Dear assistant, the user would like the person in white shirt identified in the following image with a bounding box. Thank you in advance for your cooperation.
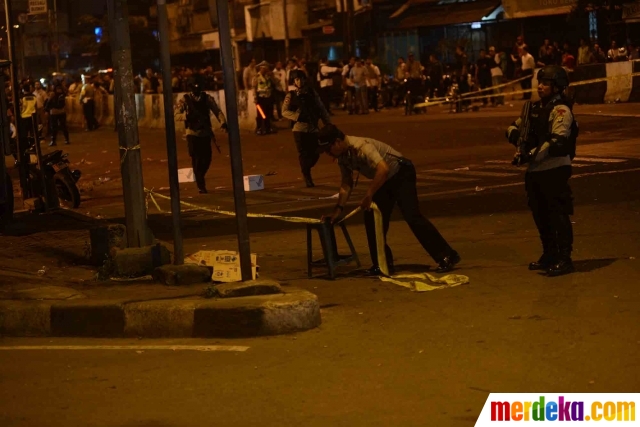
[520,45,535,100]
[272,61,287,120]
[285,59,298,92]
[488,46,504,106]
[365,58,381,112]
[341,57,356,114]
[317,57,339,114]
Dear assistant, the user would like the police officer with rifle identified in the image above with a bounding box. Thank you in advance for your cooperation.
[175,77,227,194]
[282,69,331,188]
[506,65,579,277]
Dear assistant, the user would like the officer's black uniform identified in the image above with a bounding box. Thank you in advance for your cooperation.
[318,124,461,275]
[506,65,578,276]
[282,70,330,188]
[175,79,227,193]
[45,85,70,146]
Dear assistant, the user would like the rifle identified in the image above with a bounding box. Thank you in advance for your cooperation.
[512,101,532,166]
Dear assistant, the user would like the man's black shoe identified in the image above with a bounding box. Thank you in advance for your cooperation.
[529,254,555,271]
[436,251,461,273]
[547,259,574,277]
[198,188,208,194]
[49,141,57,147]
[305,177,315,188]
[364,265,394,276]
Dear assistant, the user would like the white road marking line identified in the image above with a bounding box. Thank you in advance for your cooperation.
[573,157,627,163]
[417,174,477,182]
[485,160,512,164]
[478,165,525,171]
[424,169,519,178]
[0,345,250,352]
[419,167,640,198]
[569,163,592,168]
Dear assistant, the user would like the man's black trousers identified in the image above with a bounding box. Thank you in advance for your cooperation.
[525,165,574,260]
[363,161,454,270]
[187,135,212,191]
[293,131,320,179]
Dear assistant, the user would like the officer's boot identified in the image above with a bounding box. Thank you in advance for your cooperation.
[529,238,557,271]
[303,173,314,188]
[547,215,574,277]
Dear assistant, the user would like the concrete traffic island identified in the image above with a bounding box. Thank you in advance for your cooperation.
[0,278,321,339]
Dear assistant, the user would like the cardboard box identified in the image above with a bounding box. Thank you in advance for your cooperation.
[185,250,258,283]
[243,175,264,191]
[178,168,195,183]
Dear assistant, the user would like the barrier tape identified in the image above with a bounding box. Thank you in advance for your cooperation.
[120,144,141,165]
[414,71,640,109]
[144,188,469,291]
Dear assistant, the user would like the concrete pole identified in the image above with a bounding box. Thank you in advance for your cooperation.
[107,0,152,248]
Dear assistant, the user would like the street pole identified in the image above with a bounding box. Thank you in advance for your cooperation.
[208,0,253,281]
[53,0,59,73]
[156,0,184,265]
[107,0,152,248]
[3,0,28,200]
[283,0,290,59]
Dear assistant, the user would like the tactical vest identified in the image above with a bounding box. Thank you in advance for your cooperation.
[184,93,212,131]
[287,89,319,124]
[532,96,578,159]
[256,74,273,98]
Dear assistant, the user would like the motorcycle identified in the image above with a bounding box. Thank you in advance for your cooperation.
[23,137,82,209]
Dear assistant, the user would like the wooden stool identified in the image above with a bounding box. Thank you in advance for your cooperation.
[307,220,360,279]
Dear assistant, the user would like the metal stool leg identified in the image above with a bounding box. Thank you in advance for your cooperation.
[340,223,361,268]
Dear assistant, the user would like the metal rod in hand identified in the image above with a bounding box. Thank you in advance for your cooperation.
[156,0,184,265]
[107,0,152,248]
[212,0,253,281]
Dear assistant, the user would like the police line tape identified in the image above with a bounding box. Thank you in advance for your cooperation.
[414,71,640,109]
[144,188,470,291]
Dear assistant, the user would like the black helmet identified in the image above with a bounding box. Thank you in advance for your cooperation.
[187,76,204,93]
[537,65,570,89]
[290,69,307,83]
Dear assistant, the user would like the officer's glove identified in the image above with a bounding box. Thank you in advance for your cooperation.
[221,123,229,132]
[507,128,520,146]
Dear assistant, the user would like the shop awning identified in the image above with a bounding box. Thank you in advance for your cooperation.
[502,0,577,18]
[397,0,501,29]
[623,0,640,22]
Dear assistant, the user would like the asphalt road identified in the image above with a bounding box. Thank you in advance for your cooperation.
[1,105,639,426]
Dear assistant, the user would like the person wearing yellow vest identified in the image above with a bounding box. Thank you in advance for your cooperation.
[255,62,275,135]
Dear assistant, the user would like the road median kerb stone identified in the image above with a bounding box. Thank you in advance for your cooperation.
[153,264,212,286]
[213,279,283,298]
[0,287,320,338]
[193,288,321,338]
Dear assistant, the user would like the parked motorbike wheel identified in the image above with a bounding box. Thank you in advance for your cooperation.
[54,171,80,208]
[0,173,13,229]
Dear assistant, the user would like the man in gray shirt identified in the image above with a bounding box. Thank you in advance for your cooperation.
[318,124,461,275]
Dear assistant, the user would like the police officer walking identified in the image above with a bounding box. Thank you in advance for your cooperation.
[506,65,578,276]
[282,70,331,188]
[175,77,228,194]
[318,124,461,275]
